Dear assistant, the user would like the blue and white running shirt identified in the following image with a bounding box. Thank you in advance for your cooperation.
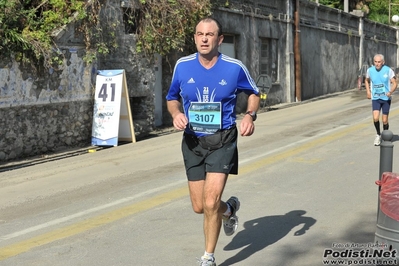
[367,65,395,101]
[166,53,259,137]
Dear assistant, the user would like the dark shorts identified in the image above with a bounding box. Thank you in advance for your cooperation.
[181,127,238,181]
[372,99,391,115]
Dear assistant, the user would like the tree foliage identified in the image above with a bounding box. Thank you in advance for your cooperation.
[0,0,212,69]
[368,0,399,24]
[3,0,396,70]
[310,0,399,24]
[0,0,87,68]
[133,0,212,57]
[317,0,343,8]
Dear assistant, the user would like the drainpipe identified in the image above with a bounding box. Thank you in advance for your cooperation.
[294,0,301,101]
[359,16,364,70]
[397,28,399,68]
[286,0,294,103]
[154,54,163,126]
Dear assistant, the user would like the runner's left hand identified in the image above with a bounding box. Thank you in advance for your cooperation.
[240,115,255,136]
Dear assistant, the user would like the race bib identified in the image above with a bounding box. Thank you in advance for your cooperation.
[188,102,221,134]
[373,84,385,96]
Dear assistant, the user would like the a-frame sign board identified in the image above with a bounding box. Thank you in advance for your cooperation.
[91,69,136,146]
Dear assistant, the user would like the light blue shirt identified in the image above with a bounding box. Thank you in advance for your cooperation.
[366,65,395,101]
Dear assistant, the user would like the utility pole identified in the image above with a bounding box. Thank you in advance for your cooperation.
[294,0,301,102]
[390,0,392,24]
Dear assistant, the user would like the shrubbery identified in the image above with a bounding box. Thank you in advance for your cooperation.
[0,0,212,69]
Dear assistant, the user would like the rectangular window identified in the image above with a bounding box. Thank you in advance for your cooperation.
[219,35,235,58]
[260,38,278,82]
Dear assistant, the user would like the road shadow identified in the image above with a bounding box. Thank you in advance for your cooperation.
[219,210,316,266]
[390,134,399,143]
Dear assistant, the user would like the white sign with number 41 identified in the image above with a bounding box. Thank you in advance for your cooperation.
[91,69,135,146]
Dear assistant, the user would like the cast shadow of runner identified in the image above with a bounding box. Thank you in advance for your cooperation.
[219,210,316,266]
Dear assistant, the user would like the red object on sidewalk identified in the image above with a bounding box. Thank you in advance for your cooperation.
[376,172,399,221]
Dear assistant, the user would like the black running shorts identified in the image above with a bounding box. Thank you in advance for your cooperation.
[181,127,238,181]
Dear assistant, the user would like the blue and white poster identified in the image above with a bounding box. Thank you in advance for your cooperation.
[91,70,135,146]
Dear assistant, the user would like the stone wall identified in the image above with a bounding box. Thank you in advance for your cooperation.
[0,101,93,161]
[212,6,292,109]
[98,34,156,135]
[0,45,97,162]
[300,1,397,100]
[0,0,157,162]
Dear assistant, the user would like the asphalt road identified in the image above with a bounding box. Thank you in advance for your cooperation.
[1,89,399,266]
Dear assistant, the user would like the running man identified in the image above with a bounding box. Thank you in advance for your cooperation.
[365,54,397,146]
[166,17,260,266]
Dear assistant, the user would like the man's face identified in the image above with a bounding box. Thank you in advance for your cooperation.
[374,56,384,70]
[194,21,223,56]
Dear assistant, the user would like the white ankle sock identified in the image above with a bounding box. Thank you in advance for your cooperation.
[204,251,214,260]
[223,202,232,217]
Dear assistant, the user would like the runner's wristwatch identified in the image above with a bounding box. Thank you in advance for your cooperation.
[245,111,257,121]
